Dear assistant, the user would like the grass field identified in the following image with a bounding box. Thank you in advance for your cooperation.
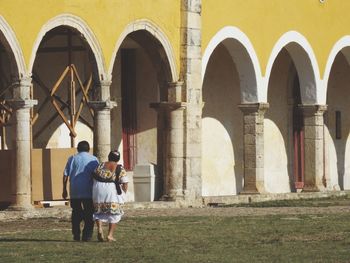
[1,197,350,262]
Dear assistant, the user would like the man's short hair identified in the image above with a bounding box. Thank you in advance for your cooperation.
[77,141,90,152]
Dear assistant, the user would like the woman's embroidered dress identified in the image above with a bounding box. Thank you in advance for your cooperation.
[92,163,128,223]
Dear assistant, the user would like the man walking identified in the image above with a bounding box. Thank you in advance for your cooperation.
[62,141,99,241]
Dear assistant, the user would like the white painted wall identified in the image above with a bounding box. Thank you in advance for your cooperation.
[46,121,93,148]
[264,49,292,193]
[202,44,243,196]
[135,48,158,166]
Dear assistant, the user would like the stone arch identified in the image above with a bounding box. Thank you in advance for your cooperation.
[28,13,106,79]
[265,31,320,104]
[323,36,350,104]
[202,26,262,103]
[323,36,350,190]
[0,16,26,77]
[107,19,178,82]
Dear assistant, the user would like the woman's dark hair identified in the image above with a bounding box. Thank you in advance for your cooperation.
[77,141,90,152]
[108,150,120,162]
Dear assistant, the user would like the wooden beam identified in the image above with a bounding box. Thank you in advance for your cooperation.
[51,99,77,137]
[50,65,69,96]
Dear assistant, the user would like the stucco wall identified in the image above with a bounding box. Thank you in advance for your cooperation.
[202,0,350,77]
[264,49,292,193]
[0,0,181,77]
[202,43,243,196]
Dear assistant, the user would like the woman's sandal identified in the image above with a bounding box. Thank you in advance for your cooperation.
[97,232,104,242]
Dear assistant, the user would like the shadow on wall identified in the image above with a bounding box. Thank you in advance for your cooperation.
[202,43,243,196]
[265,49,293,193]
[326,52,350,190]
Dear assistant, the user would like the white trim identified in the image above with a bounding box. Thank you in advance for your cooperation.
[323,36,350,104]
[202,26,262,102]
[0,16,26,77]
[107,19,178,82]
[28,13,106,80]
[264,31,321,104]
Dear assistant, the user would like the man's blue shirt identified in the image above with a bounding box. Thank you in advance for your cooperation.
[64,152,99,199]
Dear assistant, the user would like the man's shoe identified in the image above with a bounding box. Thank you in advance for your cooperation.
[73,236,80,241]
[82,236,92,242]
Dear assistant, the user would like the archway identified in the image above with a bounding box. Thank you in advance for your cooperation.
[30,23,101,201]
[0,16,26,205]
[202,27,260,196]
[110,23,175,200]
[325,45,350,190]
[265,35,319,193]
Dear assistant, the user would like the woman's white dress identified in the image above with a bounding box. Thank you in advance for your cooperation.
[92,167,128,223]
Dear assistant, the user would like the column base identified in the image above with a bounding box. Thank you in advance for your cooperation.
[6,203,34,211]
[160,189,185,201]
[302,184,325,192]
[239,188,260,195]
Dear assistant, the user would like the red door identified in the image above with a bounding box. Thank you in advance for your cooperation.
[121,49,137,171]
[292,76,304,189]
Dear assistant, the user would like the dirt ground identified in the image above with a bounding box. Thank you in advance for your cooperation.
[1,202,350,221]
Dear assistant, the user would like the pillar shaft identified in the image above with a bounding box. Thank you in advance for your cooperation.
[7,77,37,210]
[181,0,202,201]
[89,79,116,161]
[90,100,117,162]
[301,104,327,192]
[239,103,269,194]
[167,104,186,200]
[151,101,186,201]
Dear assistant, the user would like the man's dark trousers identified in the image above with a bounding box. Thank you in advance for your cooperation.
[70,199,94,241]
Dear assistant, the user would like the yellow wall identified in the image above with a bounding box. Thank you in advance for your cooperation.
[0,0,181,74]
[202,0,350,77]
[2,1,350,79]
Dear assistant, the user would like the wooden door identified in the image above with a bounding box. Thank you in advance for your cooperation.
[121,49,137,171]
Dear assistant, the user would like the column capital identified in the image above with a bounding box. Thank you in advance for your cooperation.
[88,100,117,111]
[19,76,32,87]
[150,101,187,111]
[299,104,327,116]
[98,79,112,88]
[238,102,269,114]
[7,99,37,109]
[168,81,184,103]
[12,76,33,100]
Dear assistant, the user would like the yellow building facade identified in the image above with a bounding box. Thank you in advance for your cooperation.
[0,0,348,208]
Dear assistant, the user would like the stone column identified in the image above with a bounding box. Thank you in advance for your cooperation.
[238,103,269,194]
[89,80,117,162]
[7,76,37,210]
[181,0,203,202]
[151,82,187,200]
[300,104,327,192]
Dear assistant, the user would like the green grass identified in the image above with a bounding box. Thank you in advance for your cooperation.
[1,212,350,262]
[225,195,350,208]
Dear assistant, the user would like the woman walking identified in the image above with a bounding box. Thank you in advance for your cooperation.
[92,150,128,242]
